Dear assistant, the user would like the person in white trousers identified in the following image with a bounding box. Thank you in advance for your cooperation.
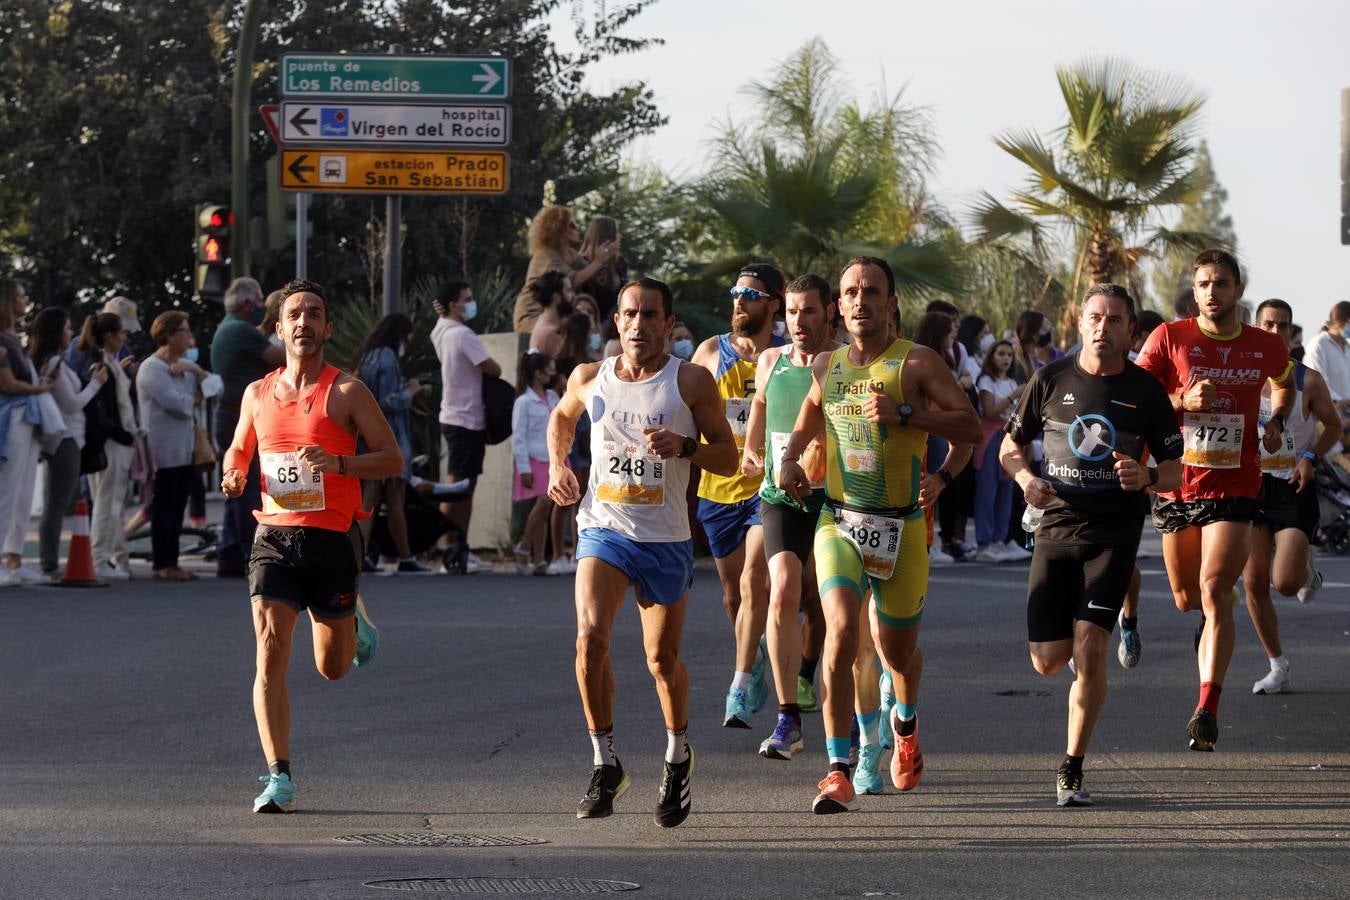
[79,311,140,580]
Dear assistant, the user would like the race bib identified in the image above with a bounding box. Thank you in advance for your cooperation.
[261,451,326,513]
[1181,413,1243,469]
[841,446,878,475]
[1259,422,1297,472]
[835,507,901,580]
[771,432,824,489]
[595,438,664,506]
[726,397,751,450]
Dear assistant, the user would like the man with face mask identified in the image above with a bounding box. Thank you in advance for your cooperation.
[431,280,501,573]
[212,277,286,578]
[692,263,787,731]
[1000,284,1183,806]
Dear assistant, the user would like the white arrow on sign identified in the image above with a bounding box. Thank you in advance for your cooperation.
[472,63,501,94]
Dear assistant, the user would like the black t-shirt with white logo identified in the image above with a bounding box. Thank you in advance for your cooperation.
[1006,354,1182,545]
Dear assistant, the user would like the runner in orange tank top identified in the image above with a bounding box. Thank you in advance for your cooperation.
[220,279,404,814]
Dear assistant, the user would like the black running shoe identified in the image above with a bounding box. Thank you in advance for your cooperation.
[1055,768,1092,807]
[655,746,693,828]
[577,759,629,819]
[1187,709,1217,751]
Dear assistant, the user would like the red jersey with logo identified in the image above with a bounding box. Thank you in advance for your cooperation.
[252,364,365,532]
[1135,319,1290,500]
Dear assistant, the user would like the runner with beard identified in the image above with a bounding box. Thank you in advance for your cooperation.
[1135,249,1293,750]
[692,264,786,731]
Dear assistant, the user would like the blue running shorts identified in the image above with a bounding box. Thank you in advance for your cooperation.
[695,496,762,559]
[576,528,694,606]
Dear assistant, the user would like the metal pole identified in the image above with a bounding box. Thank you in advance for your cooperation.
[230,0,264,279]
[382,45,403,314]
[295,193,308,278]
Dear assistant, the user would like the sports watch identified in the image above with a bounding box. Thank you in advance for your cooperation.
[897,403,914,426]
[678,435,698,459]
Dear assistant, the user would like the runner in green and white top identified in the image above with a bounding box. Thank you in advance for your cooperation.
[742,274,838,763]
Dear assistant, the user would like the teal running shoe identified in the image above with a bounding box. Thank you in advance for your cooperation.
[723,688,752,728]
[253,772,296,813]
[878,671,895,749]
[853,744,884,795]
[758,712,804,760]
[797,675,818,713]
[748,636,769,713]
[848,713,860,768]
[353,595,379,667]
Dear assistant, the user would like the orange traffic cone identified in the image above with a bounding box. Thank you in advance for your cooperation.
[60,499,107,588]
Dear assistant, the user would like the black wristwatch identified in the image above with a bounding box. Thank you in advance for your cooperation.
[1268,413,1285,432]
[678,435,698,459]
[1147,467,1159,487]
[897,403,914,426]
[937,468,953,485]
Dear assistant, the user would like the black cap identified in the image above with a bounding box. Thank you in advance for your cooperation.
[737,263,785,299]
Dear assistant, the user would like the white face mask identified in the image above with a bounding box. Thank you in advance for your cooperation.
[462,300,478,321]
[588,332,602,352]
[978,333,995,354]
[397,343,406,358]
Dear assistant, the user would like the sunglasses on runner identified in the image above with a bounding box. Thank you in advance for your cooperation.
[729,286,773,303]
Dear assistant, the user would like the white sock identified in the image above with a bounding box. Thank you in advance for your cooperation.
[589,728,616,767]
[730,671,752,691]
[666,727,689,764]
[1270,655,1289,671]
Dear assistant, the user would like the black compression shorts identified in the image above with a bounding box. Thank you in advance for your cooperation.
[1026,537,1140,642]
[760,499,819,564]
[1254,473,1319,540]
[249,524,362,618]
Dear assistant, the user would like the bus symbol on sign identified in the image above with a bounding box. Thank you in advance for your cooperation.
[320,156,346,182]
[320,108,349,137]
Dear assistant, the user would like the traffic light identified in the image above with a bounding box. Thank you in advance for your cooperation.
[1342,88,1349,245]
[195,203,232,298]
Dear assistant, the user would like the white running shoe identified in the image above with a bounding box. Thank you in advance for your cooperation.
[973,545,1005,563]
[1297,556,1322,604]
[464,552,492,574]
[929,544,954,565]
[1252,663,1291,695]
[0,568,19,587]
[545,557,573,576]
[98,561,131,581]
[11,564,47,584]
[1000,540,1031,561]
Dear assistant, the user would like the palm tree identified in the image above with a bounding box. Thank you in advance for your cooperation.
[973,58,1220,311]
[698,38,963,299]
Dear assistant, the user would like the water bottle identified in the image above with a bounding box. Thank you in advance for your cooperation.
[1021,504,1044,533]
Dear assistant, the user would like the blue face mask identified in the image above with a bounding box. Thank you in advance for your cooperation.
[673,338,694,360]
[185,347,199,364]
[462,300,478,321]
[588,332,602,352]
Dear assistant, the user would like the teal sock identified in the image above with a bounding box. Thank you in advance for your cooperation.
[825,736,850,772]
[857,709,881,747]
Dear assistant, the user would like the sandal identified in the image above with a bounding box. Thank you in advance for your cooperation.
[153,567,197,581]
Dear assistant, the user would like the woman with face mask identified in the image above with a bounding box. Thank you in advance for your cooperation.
[352,313,430,575]
[1012,310,1064,383]
[667,320,695,361]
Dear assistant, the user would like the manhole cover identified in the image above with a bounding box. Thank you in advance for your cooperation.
[364,877,640,893]
[336,834,548,848]
[992,689,1051,698]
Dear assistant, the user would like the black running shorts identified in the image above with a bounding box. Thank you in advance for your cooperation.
[249,524,362,619]
[1150,496,1259,534]
[441,424,487,478]
[760,499,819,564]
[1254,473,1319,540]
[1026,537,1140,642]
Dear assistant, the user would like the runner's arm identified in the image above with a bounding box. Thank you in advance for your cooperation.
[676,362,738,476]
[907,347,982,444]
[918,441,972,509]
[778,354,829,501]
[741,348,776,475]
[221,381,260,496]
[1293,368,1341,492]
[546,363,595,505]
[1000,433,1057,508]
[329,377,402,479]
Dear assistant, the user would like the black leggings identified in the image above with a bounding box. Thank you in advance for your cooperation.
[150,465,196,570]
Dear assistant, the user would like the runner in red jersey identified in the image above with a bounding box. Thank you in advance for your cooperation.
[221,279,404,812]
[1134,250,1293,751]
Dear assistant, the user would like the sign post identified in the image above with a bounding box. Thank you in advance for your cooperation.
[273,49,513,313]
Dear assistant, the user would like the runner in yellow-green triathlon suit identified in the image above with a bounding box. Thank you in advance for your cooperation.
[779,257,981,814]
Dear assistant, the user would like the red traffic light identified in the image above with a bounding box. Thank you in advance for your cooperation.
[197,204,231,234]
[202,236,223,263]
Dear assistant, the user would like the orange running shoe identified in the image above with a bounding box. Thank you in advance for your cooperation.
[891,729,924,791]
[812,770,859,814]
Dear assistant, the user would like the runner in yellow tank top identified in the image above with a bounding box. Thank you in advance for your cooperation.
[778,258,981,814]
[691,264,786,731]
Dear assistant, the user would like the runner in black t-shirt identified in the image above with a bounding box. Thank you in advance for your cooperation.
[1000,284,1183,807]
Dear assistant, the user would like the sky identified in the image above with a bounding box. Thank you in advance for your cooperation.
[550,0,1349,331]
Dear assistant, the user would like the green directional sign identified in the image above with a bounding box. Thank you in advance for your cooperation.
[281,53,511,101]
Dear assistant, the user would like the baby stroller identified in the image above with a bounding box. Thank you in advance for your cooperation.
[1313,454,1350,555]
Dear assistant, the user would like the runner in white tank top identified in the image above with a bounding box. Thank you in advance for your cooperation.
[1243,300,1342,695]
[546,277,737,828]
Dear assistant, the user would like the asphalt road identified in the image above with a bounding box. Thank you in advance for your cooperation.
[2,541,1348,899]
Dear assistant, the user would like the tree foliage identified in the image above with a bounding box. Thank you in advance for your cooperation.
[0,0,665,343]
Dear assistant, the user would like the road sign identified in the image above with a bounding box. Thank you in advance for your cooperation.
[281,53,510,100]
[279,101,510,148]
[279,149,508,196]
[259,104,281,146]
